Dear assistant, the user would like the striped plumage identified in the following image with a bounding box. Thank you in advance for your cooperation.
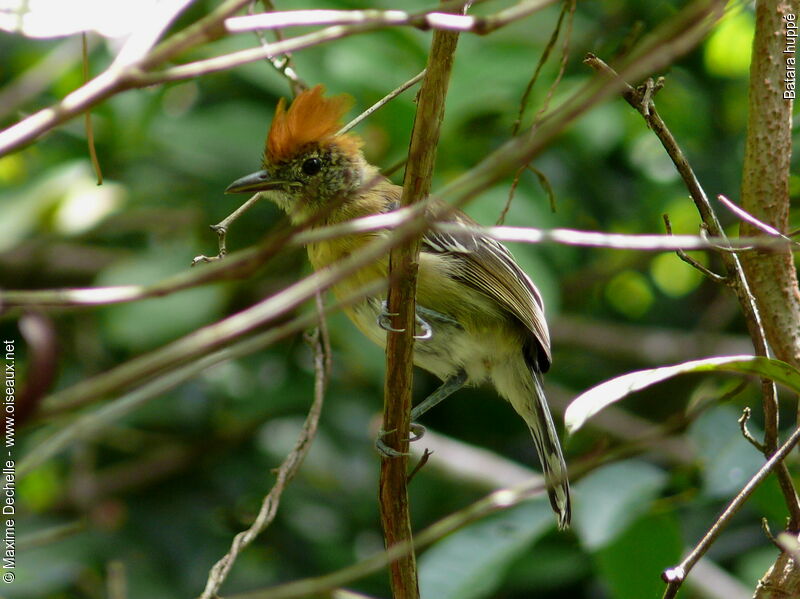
[226,86,571,529]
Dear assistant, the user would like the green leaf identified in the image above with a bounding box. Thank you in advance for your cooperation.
[418,500,553,599]
[573,460,667,550]
[565,355,800,434]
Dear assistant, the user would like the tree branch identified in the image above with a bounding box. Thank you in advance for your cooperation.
[739,0,800,371]
[379,4,462,596]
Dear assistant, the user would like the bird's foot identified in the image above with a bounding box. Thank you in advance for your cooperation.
[376,301,434,339]
[375,423,426,457]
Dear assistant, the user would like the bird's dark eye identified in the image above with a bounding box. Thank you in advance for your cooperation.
[301,157,322,176]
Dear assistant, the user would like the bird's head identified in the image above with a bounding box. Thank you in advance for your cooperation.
[226,85,371,222]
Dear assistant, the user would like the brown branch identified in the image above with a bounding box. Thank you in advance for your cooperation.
[379,5,462,596]
[739,0,800,371]
[743,3,800,596]
[82,33,103,185]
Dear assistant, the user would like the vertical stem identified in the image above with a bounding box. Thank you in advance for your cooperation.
[740,0,800,530]
[378,7,462,599]
[744,1,800,596]
[740,0,800,372]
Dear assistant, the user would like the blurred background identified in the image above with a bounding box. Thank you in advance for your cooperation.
[1,0,798,597]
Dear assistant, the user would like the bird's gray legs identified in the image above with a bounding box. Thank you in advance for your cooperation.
[376,369,468,457]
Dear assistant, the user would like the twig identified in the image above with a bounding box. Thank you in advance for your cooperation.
[738,407,766,452]
[142,0,559,86]
[717,193,800,246]
[337,70,426,136]
[82,33,103,185]
[407,449,433,484]
[33,264,389,418]
[762,517,782,550]
[511,0,570,136]
[530,0,575,127]
[663,214,728,284]
[254,0,307,96]
[501,1,572,223]
[198,326,328,599]
[192,193,265,264]
[661,423,800,599]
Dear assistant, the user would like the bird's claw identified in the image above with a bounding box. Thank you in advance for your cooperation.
[414,318,432,340]
[375,423,427,458]
[376,301,433,339]
[377,310,405,333]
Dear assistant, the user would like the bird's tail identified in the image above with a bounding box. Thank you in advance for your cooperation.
[493,358,571,529]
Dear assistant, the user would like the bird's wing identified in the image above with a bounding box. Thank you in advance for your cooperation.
[421,209,552,372]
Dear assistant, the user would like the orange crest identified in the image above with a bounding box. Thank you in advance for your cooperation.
[265,85,358,163]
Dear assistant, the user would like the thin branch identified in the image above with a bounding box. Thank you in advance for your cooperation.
[663,214,728,284]
[337,70,426,136]
[511,0,571,135]
[198,327,328,599]
[224,1,558,36]
[661,423,800,599]
[4,225,795,311]
[82,33,103,185]
[718,193,800,246]
[192,193,266,264]
[738,407,766,452]
[17,520,85,551]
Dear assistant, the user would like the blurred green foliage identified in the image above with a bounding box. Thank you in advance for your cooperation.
[2,0,798,598]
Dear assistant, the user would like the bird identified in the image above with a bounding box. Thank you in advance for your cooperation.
[225,85,571,529]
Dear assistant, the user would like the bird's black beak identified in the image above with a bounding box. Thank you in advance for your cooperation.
[225,169,286,194]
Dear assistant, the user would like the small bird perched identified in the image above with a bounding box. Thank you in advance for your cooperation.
[226,85,571,529]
